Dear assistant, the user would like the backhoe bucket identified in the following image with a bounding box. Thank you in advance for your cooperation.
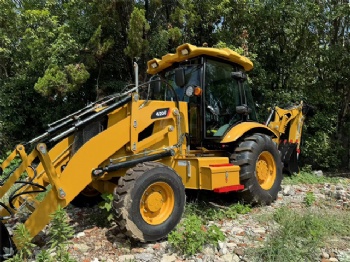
[0,221,16,261]
[279,142,299,175]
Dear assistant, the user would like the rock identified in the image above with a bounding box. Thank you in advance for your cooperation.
[135,253,155,261]
[202,245,216,256]
[252,228,266,234]
[218,241,226,249]
[313,170,323,177]
[219,247,228,255]
[73,243,90,253]
[226,242,237,249]
[283,185,295,196]
[321,251,330,259]
[118,254,135,261]
[160,254,177,262]
[234,247,244,257]
[336,184,344,190]
[76,231,85,238]
[220,253,240,262]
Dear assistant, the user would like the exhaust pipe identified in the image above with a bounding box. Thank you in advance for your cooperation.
[0,221,16,261]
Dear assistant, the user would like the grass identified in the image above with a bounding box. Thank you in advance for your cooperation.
[248,206,350,262]
[184,201,251,221]
[283,170,342,185]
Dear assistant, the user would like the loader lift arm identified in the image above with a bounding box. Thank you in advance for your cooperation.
[0,86,186,259]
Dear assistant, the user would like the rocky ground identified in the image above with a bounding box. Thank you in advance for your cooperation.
[33,176,350,262]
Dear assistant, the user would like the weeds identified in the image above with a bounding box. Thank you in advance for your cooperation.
[98,193,114,222]
[168,201,251,256]
[250,206,350,261]
[47,206,75,261]
[168,214,225,256]
[9,224,36,261]
[185,201,251,221]
[6,206,76,262]
[283,169,341,185]
[303,192,316,206]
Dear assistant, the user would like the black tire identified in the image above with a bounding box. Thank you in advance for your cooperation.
[71,186,102,207]
[113,162,185,242]
[0,221,16,261]
[230,133,282,205]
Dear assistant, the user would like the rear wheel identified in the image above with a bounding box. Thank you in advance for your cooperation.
[113,162,185,242]
[231,133,282,205]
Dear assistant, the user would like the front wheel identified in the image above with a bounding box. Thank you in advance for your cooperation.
[231,133,282,205]
[113,162,185,242]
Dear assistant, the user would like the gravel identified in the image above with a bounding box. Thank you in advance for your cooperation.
[22,178,350,261]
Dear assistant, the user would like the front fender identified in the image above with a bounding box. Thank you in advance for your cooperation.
[220,122,277,143]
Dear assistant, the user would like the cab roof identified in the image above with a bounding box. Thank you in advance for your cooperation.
[147,43,254,75]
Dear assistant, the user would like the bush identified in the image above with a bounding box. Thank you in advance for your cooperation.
[168,214,225,256]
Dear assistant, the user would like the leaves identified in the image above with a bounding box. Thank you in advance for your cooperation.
[124,7,150,59]
[0,0,350,170]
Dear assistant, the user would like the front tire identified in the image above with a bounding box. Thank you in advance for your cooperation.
[113,162,185,242]
[231,133,282,205]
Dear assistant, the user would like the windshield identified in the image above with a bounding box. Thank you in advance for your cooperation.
[163,61,202,102]
[205,59,241,137]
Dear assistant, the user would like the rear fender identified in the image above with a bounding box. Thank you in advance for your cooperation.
[220,122,277,144]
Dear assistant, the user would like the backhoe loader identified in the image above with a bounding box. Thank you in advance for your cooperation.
[0,43,311,260]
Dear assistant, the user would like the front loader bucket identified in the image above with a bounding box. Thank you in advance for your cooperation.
[0,221,16,261]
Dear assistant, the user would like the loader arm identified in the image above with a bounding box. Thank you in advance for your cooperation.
[0,92,187,257]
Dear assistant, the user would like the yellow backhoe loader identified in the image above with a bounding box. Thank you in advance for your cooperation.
[0,43,311,260]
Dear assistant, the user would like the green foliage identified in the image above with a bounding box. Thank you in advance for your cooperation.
[11,224,36,260]
[283,169,340,185]
[185,201,251,221]
[98,193,114,223]
[0,0,350,171]
[302,130,344,170]
[169,201,250,256]
[35,250,54,262]
[168,214,225,256]
[48,206,75,261]
[250,206,339,261]
[124,7,150,59]
[303,192,316,207]
[0,152,22,179]
[5,253,23,262]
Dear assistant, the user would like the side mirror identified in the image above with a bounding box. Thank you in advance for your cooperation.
[232,71,247,81]
[175,68,186,87]
[150,76,161,95]
[236,105,252,115]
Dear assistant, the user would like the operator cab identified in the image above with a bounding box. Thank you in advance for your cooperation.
[147,44,257,149]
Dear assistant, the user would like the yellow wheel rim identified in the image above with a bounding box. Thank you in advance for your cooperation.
[256,151,277,190]
[140,182,175,225]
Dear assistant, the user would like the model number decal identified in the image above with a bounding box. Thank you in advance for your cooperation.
[151,108,170,119]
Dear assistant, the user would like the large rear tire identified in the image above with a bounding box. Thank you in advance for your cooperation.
[113,162,185,242]
[230,133,282,205]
